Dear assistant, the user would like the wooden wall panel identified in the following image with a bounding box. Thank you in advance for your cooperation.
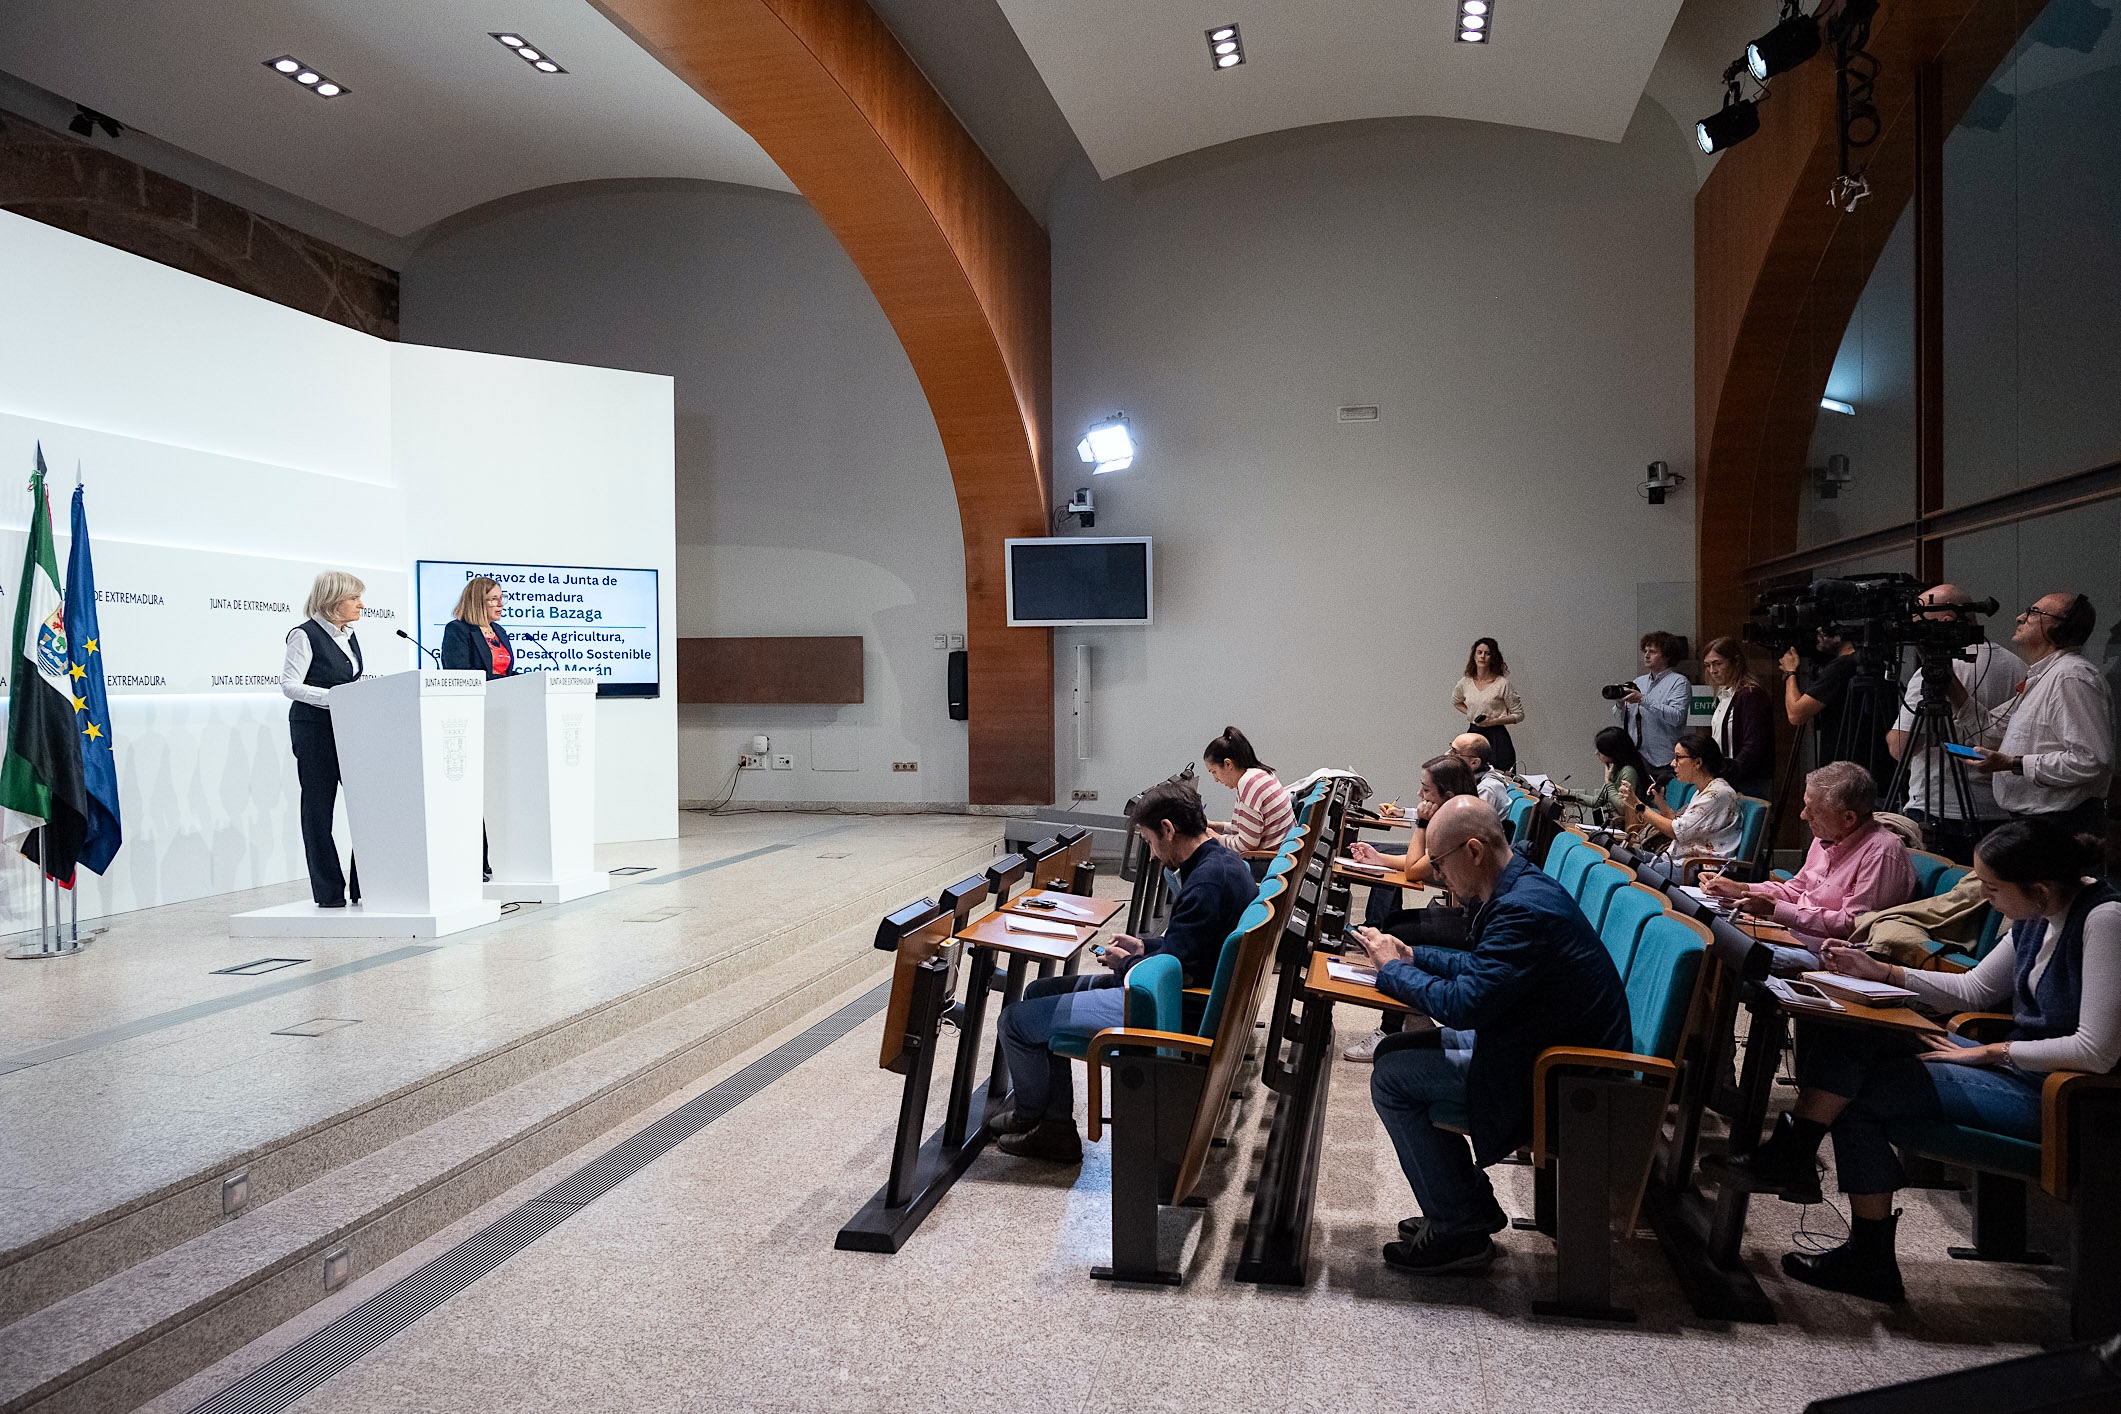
[1694,0,2031,640]
[678,637,865,704]
[593,0,1054,804]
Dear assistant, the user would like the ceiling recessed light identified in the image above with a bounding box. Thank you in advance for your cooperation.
[264,56,349,97]
[1456,0,1493,42]
[491,32,568,73]
[1464,0,1488,12]
[1206,22,1245,70]
[1209,26,1235,41]
[1461,30,1485,42]
[1463,15,1484,28]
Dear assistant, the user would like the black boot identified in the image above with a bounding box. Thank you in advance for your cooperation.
[1783,1211,1906,1303]
[996,1118,1083,1164]
[1702,1112,1826,1205]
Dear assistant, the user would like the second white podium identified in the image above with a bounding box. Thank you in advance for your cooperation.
[484,671,606,904]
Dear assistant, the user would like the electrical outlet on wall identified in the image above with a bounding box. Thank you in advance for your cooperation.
[740,754,765,770]
[1072,790,1098,801]
[771,755,794,770]
[892,761,919,772]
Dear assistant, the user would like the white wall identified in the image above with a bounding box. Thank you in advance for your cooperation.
[400,181,971,807]
[1047,103,1699,811]
[0,210,675,934]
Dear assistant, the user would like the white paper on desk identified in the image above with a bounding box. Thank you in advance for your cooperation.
[1802,971,1918,1003]
[1002,914,1078,939]
[1326,959,1379,986]
[1675,885,1728,912]
[1031,897,1098,920]
[1521,774,1552,794]
[1334,856,1390,875]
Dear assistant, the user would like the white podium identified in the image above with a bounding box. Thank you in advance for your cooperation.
[484,671,606,904]
[234,672,502,939]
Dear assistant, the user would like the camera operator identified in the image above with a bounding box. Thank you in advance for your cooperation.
[1978,591,2115,838]
[1613,631,1690,785]
[1780,626,1889,782]
[1885,584,2023,857]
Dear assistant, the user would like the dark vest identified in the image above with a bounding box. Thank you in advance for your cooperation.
[289,618,362,727]
[2009,879,2121,1047]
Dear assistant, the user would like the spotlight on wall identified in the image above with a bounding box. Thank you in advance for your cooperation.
[1640,460,1686,506]
[1077,416,1135,475]
[1819,396,1856,416]
[67,104,124,139]
[1695,64,1761,154]
[1747,2,1822,81]
[1206,23,1244,70]
[1456,0,1492,43]
[1814,452,1854,499]
[263,56,350,98]
[492,32,568,73]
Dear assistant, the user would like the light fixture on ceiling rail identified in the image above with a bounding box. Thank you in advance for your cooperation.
[1820,396,1855,415]
[1747,1,1822,80]
[1826,0,1881,211]
[493,32,567,73]
[67,104,123,140]
[1077,416,1135,475]
[263,56,349,98]
[1456,0,1492,44]
[1206,24,1244,69]
[1695,60,1761,154]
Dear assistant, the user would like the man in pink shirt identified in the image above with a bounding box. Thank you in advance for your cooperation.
[1701,761,1915,973]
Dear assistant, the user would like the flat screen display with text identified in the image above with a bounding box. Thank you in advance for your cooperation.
[415,560,660,698]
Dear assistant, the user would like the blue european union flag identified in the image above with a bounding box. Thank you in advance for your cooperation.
[66,484,121,874]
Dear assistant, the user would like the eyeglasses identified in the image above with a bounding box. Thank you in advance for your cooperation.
[2018,605,2064,622]
[1429,837,1471,872]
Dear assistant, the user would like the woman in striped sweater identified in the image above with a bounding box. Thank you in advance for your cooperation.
[1204,726,1295,860]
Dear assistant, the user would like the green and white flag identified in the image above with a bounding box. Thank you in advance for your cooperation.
[1,446,87,852]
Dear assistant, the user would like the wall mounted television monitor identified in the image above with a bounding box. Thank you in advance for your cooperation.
[1004,537,1153,627]
[415,560,660,698]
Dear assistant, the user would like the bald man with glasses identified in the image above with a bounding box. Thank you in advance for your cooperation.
[1978,591,2115,840]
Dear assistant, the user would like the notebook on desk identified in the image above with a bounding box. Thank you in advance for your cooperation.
[1002,914,1078,939]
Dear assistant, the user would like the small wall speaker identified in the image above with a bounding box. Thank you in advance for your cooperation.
[947,650,968,721]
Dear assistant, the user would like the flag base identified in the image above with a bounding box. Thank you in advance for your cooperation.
[5,935,89,961]
[483,874,608,905]
[230,900,501,940]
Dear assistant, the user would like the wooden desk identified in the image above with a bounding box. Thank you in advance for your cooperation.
[1332,859,1411,889]
[1348,814,1415,831]
[1772,988,1944,1035]
[999,888,1124,928]
[1303,949,1416,1014]
[954,909,1094,963]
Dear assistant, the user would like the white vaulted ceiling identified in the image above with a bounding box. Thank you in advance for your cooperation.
[0,0,793,237]
[994,0,1691,178]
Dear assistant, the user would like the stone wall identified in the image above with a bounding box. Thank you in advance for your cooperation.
[0,107,398,339]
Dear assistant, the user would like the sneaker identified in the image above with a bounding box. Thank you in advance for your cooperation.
[1700,1113,1825,1205]
[1343,1029,1388,1063]
[995,1119,1083,1164]
[1381,1226,1498,1275]
[1399,1200,1508,1243]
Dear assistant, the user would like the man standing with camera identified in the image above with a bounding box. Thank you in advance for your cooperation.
[1781,627,1891,784]
[1614,631,1691,785]
[1978,591,2115,839]
[1886,584,2024,859]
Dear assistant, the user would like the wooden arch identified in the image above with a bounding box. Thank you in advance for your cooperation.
[1694,0,2038,634]
[595,0,1055,804]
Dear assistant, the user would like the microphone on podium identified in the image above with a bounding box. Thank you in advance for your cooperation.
[397,628,444,667]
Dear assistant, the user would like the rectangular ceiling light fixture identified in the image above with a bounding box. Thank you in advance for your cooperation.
[263,56,349,98]
[1456,0,1492,43]
[1207,23,1245,69]
[493,32,567,73]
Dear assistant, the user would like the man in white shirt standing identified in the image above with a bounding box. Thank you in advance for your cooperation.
[1451,733,1513,816]
[1885,585,2025,858]
[1979,591,2116,839]
[1616,631,1691,785]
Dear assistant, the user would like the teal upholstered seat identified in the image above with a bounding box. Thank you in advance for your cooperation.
[1598,885,1666,980]
[1735,797,1768,867]
[1664,780,1696,813]
[1625,915,1705,1060]
[1543,831,1585,881]
[1554,841,1603,899]
[1933,864,1970,899]
[1431,1100,1472,1133]
[1575,863,1628,932]
[1050,953,1183,1058]
[1888,1118,2041,1181]
[1198,883,1280,1038]
[1507,797,1535,841]
[1909,851,1955,900]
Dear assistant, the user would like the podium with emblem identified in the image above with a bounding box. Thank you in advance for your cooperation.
[233,671,500,938]
[483,670,605,903]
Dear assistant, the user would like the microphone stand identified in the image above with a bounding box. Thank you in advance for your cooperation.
[396,628,443,667]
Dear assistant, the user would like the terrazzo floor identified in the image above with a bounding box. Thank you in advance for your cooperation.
[137,941,2070,1414]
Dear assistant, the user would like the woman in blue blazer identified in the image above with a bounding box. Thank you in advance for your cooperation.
[441,577,515,678]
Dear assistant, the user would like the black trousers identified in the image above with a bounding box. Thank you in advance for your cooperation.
[291,719,359,907]
[1477,722,1517,772]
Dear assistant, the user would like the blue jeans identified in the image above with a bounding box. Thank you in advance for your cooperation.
[1369,1028,1497,1234]
[1794,1022,2043,1195]
[998,973,1125,1123]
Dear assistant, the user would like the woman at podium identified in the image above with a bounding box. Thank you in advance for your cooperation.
[281,571,366,909]
[441,577,516,678]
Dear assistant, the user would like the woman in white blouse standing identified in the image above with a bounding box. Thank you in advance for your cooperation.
[1621,730,1743,875]
[1705,817,2119,1306]
[1452,637,1525,772]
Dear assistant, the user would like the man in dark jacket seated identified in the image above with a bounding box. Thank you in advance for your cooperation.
[1350,796,1632,1274]
[993,783,1258,1164]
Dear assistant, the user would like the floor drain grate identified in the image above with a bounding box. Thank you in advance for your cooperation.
[212,958,310,977]
[815,852,851,859]
[272,1018,360,1038]
[190,980,891,1414]
[622,908,684,924]
[608,866,656,876]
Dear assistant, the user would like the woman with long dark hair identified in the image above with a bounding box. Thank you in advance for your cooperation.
[1623,729,1743,874]
[1567,726,1660,826]
[1709,819,2119,1304]
[1452,637,1525,772]
[1203,725,1293,855]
